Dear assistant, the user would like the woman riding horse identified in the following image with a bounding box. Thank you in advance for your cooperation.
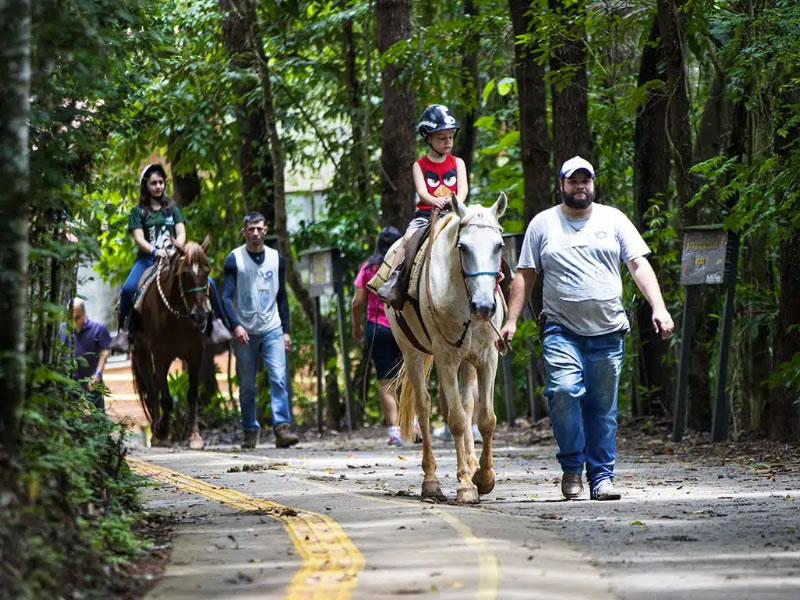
[111,163,229,352]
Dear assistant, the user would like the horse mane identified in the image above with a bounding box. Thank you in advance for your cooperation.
[181,241,211,271]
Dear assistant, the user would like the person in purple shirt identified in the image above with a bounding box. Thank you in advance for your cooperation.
[59,298,112,411]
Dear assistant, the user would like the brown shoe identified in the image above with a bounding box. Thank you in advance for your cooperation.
[274,423,299,448]
[242,430,260,449]
[561,472,584,500]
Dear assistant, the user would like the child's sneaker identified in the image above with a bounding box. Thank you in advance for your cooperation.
[433,424,453,441]
[472,423,482,445]
[387,436,403,447]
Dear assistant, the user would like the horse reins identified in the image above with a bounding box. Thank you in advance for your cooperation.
[424,207,509,355]
[154,255,209,319]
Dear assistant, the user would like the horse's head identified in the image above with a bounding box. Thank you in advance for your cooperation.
[452,193,507,320]
[171,233,212,332]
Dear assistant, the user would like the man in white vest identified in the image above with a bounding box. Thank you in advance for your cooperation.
[222,212,299,449]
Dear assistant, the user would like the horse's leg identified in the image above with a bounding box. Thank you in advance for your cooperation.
[407,353,445,502]
[458,364,479,479]
[440,361,479,504]
[153,358,173,445]
[186,352,204,450]
[472,351,499,496]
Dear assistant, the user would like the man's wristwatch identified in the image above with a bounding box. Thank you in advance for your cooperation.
[151,247,157,257]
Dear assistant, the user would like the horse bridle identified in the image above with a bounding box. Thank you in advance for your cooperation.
[154,254,210,319]
[424,209,508,353]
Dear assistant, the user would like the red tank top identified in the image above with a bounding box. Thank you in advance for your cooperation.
[416,154,458,210]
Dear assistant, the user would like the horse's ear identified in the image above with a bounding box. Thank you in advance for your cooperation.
[201,232,212,253]
[452,195,467,219]
[491,192,508,220]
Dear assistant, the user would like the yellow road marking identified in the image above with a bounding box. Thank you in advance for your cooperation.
[127,457,364,600]
[288,471,499,600]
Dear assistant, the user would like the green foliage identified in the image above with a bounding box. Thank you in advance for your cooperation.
[1,381,144,598]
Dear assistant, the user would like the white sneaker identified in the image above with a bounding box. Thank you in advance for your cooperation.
[472,424,482,445]
[433,424,452,441]
[592,479,621,501]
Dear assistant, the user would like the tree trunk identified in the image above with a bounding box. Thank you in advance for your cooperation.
[343,16,373,207]
[0,0,32,457]
[657,0,695,225]
[657,0,715,431]
[454,0,479,180]
[219,0,275,226]
[509,0,551,224]
[376,0,416,230]
[549,0,590,181]
[742,234,771,432]
[768,90,800,442]
[233,0,343,428]
[633,16,672,415]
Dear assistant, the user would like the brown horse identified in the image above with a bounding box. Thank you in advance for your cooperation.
[131,235,213,449]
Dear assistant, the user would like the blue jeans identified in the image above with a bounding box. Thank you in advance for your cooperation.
[120,256,227,328]
[542,321,625,493]
[233,327,291,431]
[119,256,154,328]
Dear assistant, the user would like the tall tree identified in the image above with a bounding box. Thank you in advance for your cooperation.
[376,0,416,229]
[549,0,590,178]
[230,0,344,428]
[0,0,32,456]
[509,0,551,224]
[633,16,672,416]
[343,14,373,206]
[769,89,800,442]
[219,0,275,227]
[455,0,480,179]
[657,0,715,431]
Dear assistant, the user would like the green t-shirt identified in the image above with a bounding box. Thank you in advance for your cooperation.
[129,204,186,257]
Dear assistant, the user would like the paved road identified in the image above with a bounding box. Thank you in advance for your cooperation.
[133,435,800,599]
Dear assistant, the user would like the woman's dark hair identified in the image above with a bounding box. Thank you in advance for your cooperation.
[138,163,174,217]
[368,226,401,267]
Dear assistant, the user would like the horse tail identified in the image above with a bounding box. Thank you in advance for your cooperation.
[398,355,434,441]
[130,348,154,425]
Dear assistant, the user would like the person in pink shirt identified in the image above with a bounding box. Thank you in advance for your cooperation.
[352,227,404,446]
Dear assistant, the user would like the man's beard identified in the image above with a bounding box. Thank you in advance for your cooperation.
[562,189,594,210]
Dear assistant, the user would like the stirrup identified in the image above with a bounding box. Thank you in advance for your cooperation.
[209,318,232,344]
[110,328,130,353]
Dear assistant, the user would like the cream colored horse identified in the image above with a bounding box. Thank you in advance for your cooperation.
[387,194,506,504]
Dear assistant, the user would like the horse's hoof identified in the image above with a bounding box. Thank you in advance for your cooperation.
[472,468,496,496]
[151,437,172,448]
[421,480,447,503]
[188,435,204,450]
[456,486,480,504]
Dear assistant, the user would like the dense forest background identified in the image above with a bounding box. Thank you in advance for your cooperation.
[1,0,799,594]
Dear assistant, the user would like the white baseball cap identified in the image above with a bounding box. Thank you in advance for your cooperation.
[560,156,595,178]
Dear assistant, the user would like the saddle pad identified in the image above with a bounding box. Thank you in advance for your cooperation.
[408,214,455,300]
[366,245,399,294]
[365,214,456,299]
[133,266,158,313]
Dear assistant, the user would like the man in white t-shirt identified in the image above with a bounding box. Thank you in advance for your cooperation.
[498,156,674,500]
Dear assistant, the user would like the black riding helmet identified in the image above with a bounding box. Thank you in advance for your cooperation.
[417,104,460,139]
